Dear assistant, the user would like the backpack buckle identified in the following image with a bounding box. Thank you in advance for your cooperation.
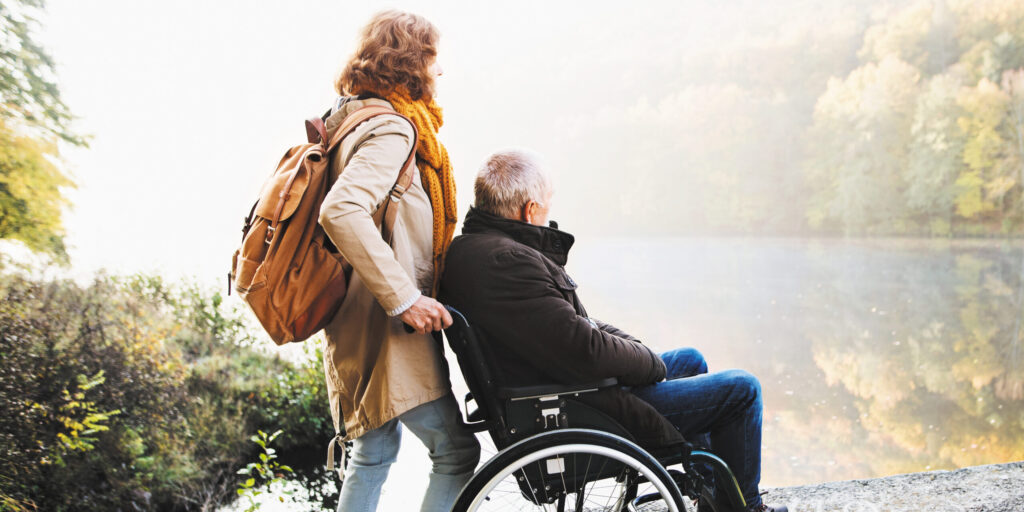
[264,225,276,244]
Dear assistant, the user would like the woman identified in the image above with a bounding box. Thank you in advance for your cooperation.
[317,10,479,512]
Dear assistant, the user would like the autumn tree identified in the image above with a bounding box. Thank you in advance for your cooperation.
[905,74,964,234]
[1004,69,1024,223]
[954,78,1012,221]
[802,0,1024,235]
[804,56,921,234]
[0,0,85,263]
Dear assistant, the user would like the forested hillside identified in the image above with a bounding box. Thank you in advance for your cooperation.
[559,0,1024,237]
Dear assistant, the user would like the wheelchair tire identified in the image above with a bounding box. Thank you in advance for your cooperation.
[453,428,686,512]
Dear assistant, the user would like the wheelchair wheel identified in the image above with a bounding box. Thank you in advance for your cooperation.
[695,485,721,512]
[453,429,686,512]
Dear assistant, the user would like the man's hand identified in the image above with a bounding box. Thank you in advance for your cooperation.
[399,296,453,334]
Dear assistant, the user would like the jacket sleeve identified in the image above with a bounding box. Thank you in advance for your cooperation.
[483,250,666,386]
[593,319,642,344]
[318,117,421,315]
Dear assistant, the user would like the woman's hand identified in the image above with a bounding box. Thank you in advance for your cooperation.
[399,296,453,334]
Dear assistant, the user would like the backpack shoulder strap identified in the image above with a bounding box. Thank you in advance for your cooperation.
[377,121,417,244]
[314,105,419,244]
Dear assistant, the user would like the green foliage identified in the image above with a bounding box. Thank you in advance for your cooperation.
[0,270,333,511]
[0,0,86,263]
[906,74,965,220]
[858,1,943,71]
[954,170,992,218]
[50,370,122,455]
[803,0,1024,236]
[0,0,85,146]
[956,78,1012,218]
[0,117,73,261]
[235,430,294,512]
[805,56,921,234]
[0,272,189,510]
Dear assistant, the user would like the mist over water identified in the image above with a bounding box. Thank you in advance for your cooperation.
[570,236,1024,486]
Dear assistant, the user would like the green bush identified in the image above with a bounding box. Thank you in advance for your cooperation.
[0,270,334,511]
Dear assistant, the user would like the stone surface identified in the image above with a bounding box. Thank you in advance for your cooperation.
[754,461,1024,512]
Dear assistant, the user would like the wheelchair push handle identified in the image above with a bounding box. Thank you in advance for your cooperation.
[399,302,456,333]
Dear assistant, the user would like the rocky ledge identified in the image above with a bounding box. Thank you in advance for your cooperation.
[755,461,1024,512]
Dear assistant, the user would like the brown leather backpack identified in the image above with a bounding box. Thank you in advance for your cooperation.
[229,105,417,345]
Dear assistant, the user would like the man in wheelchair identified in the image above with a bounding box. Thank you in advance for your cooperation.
[440,150,787,512]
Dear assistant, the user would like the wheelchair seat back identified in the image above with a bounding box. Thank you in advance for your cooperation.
[443,307,635,449]
[442,306,510,438]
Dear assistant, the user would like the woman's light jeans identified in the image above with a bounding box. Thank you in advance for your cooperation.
[336,392,480,512]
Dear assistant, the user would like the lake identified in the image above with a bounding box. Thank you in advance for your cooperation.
[227,236,1024,510]
[570,236,1024,486]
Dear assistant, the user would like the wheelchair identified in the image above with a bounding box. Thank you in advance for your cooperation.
[443,306,750,512]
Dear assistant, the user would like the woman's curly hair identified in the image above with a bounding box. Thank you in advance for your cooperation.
[337,10,440,101]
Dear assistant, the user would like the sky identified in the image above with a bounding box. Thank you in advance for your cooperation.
[34,0,868,287]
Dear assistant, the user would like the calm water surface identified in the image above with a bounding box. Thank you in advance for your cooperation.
[570,236,1024,486]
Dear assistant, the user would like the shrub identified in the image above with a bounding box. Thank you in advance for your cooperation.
[0,270,333,511]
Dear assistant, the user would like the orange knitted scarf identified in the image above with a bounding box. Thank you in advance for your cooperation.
[376,88,457,297]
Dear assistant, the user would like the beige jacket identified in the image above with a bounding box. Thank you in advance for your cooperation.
[317,98,448,440]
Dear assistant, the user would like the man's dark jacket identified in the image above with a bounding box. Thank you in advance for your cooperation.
[440,207,685,448]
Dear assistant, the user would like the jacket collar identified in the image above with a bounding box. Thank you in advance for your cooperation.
[325,96,393,134]
[462,207,575,266]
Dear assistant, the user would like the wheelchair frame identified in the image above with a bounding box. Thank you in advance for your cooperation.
[443,306,748,512]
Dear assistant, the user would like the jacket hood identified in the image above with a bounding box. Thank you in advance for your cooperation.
[461,207,575,266]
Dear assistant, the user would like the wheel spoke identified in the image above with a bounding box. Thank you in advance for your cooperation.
[583,452,610,506]
[518,466,545,510]
[455,431,683,512]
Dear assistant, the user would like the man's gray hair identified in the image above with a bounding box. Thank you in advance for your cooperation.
[474,149,552,219]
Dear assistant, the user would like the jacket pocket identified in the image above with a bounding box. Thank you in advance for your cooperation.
[553,270,579,302]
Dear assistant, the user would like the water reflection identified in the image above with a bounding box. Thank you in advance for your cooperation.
[569,237,1024,487]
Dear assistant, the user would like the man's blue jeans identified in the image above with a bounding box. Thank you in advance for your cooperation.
[630,348,764,508]
[335,392,481,512]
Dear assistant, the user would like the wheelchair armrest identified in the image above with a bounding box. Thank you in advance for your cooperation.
[496,378,619,401]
